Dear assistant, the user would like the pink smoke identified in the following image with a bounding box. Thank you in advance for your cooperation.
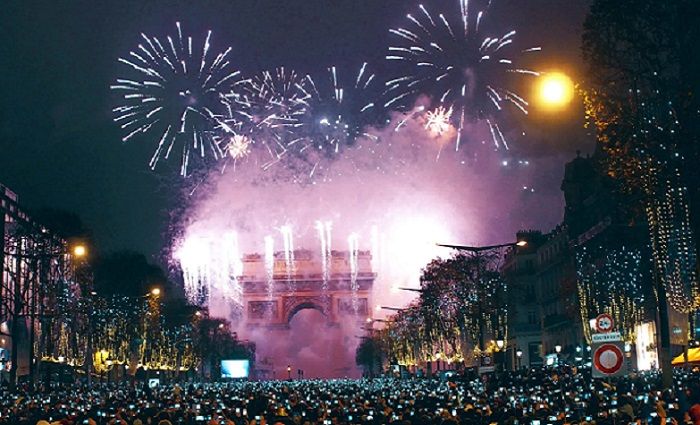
[173,107,565,377]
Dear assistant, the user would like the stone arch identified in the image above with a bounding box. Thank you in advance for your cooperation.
[284,296,332,324]
[286,301,327,324]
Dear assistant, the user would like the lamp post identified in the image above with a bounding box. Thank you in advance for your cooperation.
[287,365,291,380]
[495,339,505,372]
[105,359,114,383]
[516,349,523,370]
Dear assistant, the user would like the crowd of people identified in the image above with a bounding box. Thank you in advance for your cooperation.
[2,366,700,425]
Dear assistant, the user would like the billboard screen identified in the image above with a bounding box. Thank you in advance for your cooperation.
[221,360,250,379]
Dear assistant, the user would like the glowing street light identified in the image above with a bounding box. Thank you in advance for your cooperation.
[535,72,574,110]
[73,244,87,258]
[150,288,161,296]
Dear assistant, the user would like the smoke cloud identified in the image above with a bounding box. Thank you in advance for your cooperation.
[173,108,566,377]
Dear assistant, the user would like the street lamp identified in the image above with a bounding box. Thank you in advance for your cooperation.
[555,345,562,365]
[150,288,161,297]
[516,349,523,370]
[72,244,87,258]
[287,365,292,380]
[437,240,528,252]
[535,72,574,110]
[496,340,505,350]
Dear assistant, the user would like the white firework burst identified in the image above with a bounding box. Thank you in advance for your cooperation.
[386,0,540,150]
[112,22,245,176]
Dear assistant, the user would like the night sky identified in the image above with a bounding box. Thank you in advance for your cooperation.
[0,0,592,262]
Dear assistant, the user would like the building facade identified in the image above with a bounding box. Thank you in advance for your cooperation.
[502,230,546,369]
[1,183,78,381]
[537,226,582,358]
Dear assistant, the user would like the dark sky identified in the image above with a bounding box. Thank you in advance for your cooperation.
[0,0,592,262]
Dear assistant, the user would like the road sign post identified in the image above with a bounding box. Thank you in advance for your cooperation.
[590,313,628,378]
[592,341,628,378]
[595,313,614,333]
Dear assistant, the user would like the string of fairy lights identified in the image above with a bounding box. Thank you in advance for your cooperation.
[380,254,508,366]
[647,170,699,313]
[575,244,647,343]
[583,74,700,320]
[40,294,199,372]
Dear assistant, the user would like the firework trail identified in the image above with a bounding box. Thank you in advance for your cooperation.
[264,235,275,315]
[175,233,242,307]
[386,0,540,150]
[280,225,296,293]
[316,220,333,311]
[316,220,332,288]
[348,233,360,316]
[112,22,244,176]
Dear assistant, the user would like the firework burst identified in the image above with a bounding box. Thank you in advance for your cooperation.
[226,134,252,159]
[386,0,540,150]
[112,22,244,176]
[424,106,453,136]
[298,63,383,157]
[223,67,310,171]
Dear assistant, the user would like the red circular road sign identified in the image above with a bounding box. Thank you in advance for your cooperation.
[595,313,614,333]
[593,343,624,375]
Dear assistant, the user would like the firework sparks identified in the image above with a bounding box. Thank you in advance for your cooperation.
[112,22,244,176]
[245,67,308,135]
[217,67,310,173]
[386,0,540,150]
[424,106,454,136]
[299,63,382,156]
[226,134,252,159]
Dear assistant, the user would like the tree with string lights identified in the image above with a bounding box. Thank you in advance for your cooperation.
[380,251,508,369]
[582,0,700,387]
